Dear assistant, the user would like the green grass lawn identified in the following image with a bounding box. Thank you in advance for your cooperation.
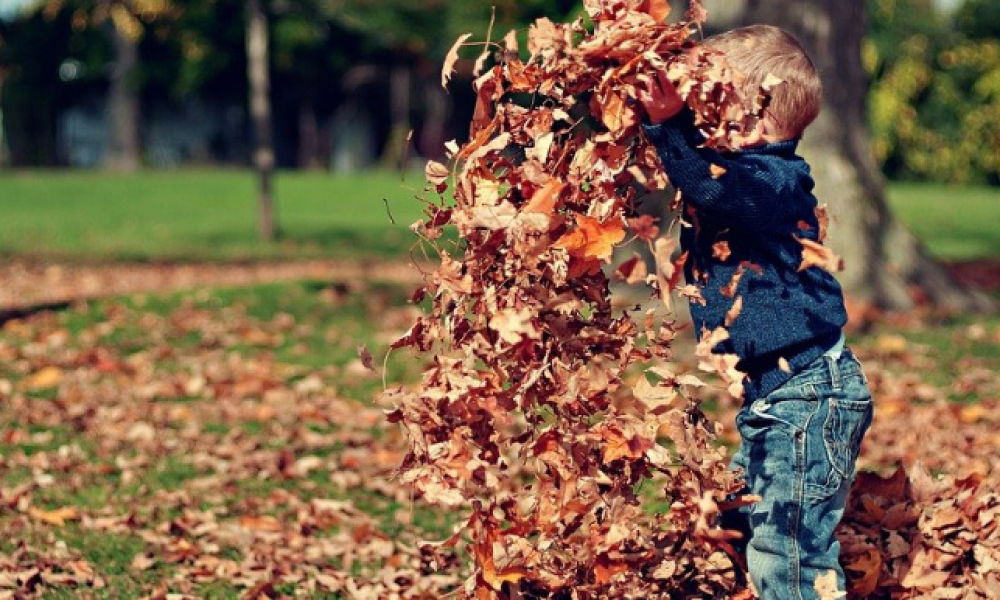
[886,182,1000,261]
[0,169,997,263]
[0,170,434,262]
[0,276,996,597]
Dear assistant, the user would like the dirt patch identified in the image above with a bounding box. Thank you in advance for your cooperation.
[0,259,428,313]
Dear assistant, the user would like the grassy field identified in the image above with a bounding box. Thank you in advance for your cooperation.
[1,275,998,597]
[0,170,432,261]
[0,169,997,263]
[0,169,998,596]
[886,182,1000,261]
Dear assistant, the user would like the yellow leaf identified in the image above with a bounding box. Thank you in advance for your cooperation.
[25,366,62,390]
[710,163,727,179]
[29,506,80,527]
[959,404,987,424]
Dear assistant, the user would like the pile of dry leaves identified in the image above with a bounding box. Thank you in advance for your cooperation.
[386,0,768,597]
[383,0,1000,598]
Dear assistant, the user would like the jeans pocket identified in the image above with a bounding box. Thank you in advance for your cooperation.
[820,395,873,493]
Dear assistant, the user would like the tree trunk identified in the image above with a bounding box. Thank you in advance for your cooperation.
[105,22,141,172]
[418,75,449,160]
[297,90,321,169]
[380,65,412,169]
[247,0,276,241]
[739,0,993,313]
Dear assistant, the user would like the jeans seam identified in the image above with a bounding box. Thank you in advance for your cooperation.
[790,411,811,600]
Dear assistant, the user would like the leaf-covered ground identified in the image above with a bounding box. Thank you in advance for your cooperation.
[0,278,998,598]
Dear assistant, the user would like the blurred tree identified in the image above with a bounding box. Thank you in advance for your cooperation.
[866,0,1000,184]
[324,0,581,164]
[247,0,275,241]
[33,0,181,171]
[0,9,96,165]
[954,0,1000,40]
[741,0,992,312]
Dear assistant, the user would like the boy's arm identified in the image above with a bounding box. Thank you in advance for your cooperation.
[642,110,798,229]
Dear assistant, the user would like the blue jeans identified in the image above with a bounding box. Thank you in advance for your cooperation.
[728,349,873,599]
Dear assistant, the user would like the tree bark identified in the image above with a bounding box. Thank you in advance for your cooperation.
[105,22,141,172]
[380,65,412,169]
[247,0,276,241]
[739,0,993,313]
[297,91,321,170]
[418,75,449,160]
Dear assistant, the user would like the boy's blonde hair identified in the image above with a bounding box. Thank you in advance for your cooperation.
[704,25,823,140]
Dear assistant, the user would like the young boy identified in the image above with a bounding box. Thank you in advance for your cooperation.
[638,25,874,599]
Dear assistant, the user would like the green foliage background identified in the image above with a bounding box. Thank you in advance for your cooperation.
[867,0,1000,184]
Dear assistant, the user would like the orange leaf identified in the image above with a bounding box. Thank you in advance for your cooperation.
[599,424,653,464]
[796,236,843,273]
[238,515,283,532]
[522,179,564,215]
[554,215,625,262]
[712,240,731,261]
[710,163,727,179]
[29,506,80,527]
[646,0,672,23]
[594,555,630,584]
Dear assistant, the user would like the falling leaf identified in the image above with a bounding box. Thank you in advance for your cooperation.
[627,215,660,241]
[761,73,785,91]
[522,179,564,215]
[644,0,672,23]
[615,254,648,285]
[815,205,830,241]
[724,296,743,327]
[795,236,843,273]
[357,344,376,372]
[554,215,626,262]
[503,29,519,55]
[814,570,847,600]
[712,240,731,261]
[425,160,449,191]
[709,163,727,179]
[442,33,473,88]
[489,307,538,345]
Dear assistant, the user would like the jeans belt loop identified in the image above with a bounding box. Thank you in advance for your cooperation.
[826,354,841,391]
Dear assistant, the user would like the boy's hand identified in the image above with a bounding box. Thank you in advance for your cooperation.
[637,70,685,124]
